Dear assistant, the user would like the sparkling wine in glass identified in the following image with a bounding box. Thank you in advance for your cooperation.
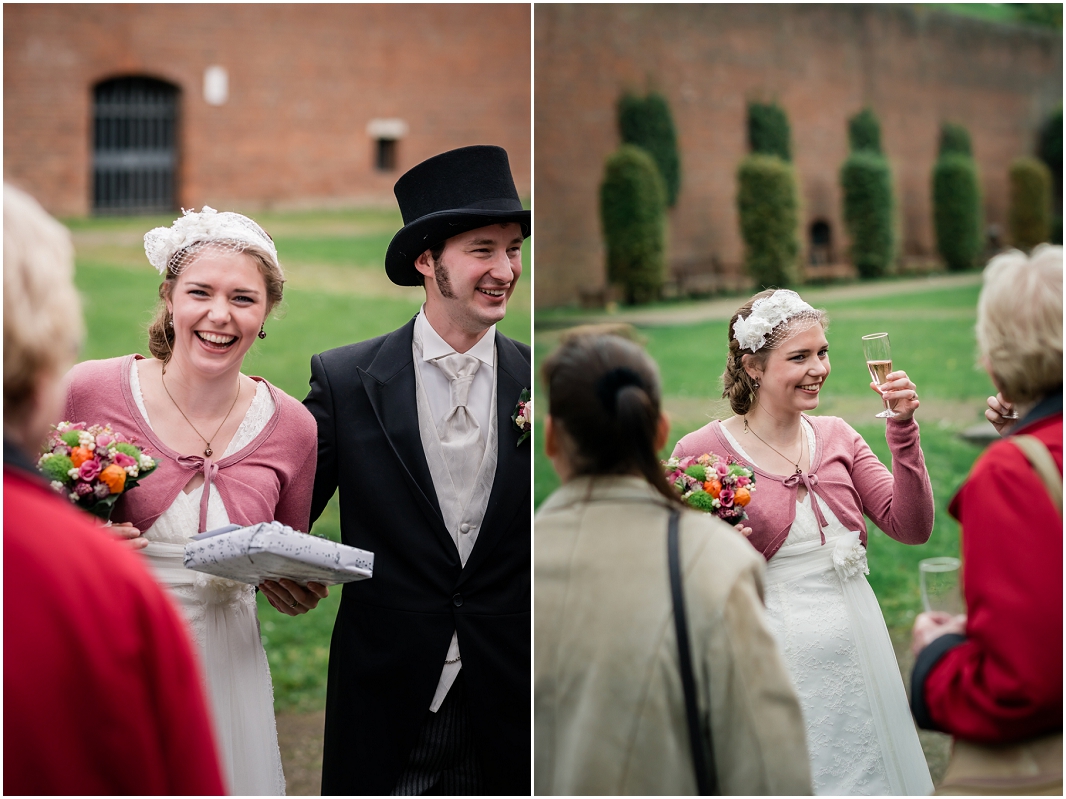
[862,332,899,419]
[919,557,963,615]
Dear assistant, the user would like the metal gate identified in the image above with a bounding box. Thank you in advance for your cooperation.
[93,77,178,214]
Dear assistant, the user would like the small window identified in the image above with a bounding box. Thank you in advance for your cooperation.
[375,138,398,172]
[808,220,832,265]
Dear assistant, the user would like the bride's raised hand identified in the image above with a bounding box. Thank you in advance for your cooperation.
[871,370,920,421]
[260,578,328,616]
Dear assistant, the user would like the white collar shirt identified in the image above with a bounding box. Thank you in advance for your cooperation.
[414,307,496,435]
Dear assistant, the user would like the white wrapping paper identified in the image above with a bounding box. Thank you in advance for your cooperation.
[183,522,374,586]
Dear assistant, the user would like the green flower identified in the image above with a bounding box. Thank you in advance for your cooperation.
[113,442,140,458]
[685,490,716,513]
[59,431,81,448]
[40,454,74,483]
[683,464,707,482]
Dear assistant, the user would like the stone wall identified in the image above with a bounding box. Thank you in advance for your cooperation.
[4,4,531,216]
[534,4,1061,307]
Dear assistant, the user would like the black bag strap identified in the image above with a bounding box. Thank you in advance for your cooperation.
[668,509,718,795]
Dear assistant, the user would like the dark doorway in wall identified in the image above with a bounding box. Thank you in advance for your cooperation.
[93,77,178,214]
[375,138,398,172]
[809,219,832,265]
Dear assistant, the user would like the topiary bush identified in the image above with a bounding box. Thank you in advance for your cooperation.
[840,109,894,278]
[600,145,667,304]
[848,107,883,154]
[933,146,982,271]
[1008,156,1052,251]
[618,91,682,207]
[939,123,973,157]
[736,153,801,288]
[748,102,791,162]
[1039,106,1062,243]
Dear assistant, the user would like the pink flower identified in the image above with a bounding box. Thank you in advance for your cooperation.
[715,462,730,478]
[95,433,113,450]
[736,476,750,487]
[678,456,698,470]
[78,459,102,481]
[113,452,136,469]
[718,488,735,507]
[74,481,94,497]
[93,483,111,498]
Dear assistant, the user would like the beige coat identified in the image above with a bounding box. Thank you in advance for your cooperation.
[535,476,812,795]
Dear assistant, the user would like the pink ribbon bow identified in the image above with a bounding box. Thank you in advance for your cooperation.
[783,471,829,544]
[176,454,220,533]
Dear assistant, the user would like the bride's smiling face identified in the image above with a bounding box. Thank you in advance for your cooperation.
[166,251,268,377]
[746,324,831,416]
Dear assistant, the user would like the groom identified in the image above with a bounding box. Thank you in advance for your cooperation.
[304,145,531,795]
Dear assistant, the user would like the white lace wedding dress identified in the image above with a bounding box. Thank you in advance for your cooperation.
[722,420,932,796]
[131,363,286,795]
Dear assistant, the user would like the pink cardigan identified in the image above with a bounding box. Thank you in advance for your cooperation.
[64,355,318,534]
[672,415,934,561]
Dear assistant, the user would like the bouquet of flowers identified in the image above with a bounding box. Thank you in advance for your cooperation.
[38,422,160,521]
[662,452,756,527]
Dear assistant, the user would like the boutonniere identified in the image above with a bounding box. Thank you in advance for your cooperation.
[511,388,532,447]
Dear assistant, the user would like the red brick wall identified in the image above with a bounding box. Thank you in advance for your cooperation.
[534,4,1062,307]
[4,4,531,216]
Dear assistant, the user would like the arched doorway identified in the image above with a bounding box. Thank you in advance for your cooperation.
[93,77,179,214]
[808,219,832,265]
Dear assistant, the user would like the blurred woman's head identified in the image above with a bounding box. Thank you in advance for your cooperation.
[541,331,678,504]
[722,289,828,416]
[976,245,1062,404]
[3,184,84,450]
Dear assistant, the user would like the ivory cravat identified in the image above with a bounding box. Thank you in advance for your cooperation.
[432,352,485,491]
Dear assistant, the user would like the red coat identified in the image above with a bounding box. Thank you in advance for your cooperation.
[912,405,1063,743]
[3,448,227,795]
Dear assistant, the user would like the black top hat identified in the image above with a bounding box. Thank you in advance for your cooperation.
[385,145,531,286]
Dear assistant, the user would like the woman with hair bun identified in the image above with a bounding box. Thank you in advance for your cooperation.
[673,289,935,795]
[63,207,323,795]
[535,331,811,795]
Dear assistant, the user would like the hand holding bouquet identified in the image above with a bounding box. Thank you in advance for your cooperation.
[38,422,160,521]
[662,452,756,527]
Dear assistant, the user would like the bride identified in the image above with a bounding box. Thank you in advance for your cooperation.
[672,289,935,795]
[63,207,326,795]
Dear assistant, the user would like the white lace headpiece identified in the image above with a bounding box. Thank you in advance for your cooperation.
[732,289,822,352]
[143,206,280,276]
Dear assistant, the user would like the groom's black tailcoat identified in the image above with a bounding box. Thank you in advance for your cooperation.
[304,318,531,795]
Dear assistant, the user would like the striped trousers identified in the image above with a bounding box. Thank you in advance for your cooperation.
[391,670,483,795]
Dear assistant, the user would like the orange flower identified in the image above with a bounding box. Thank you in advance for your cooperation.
[734,487,751,507]
[703,479,722,498]
[99,464,127,495]
[70,447,93,468]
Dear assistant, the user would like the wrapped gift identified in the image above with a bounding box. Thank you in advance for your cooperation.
[184,522,374,586]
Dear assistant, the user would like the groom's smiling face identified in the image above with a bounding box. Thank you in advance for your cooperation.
[416,222,524,342]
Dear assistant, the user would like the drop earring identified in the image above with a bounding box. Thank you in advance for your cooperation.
[258,326,266,340]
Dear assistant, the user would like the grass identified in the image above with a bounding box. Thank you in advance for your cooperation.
[68,207,530,712]
[535,280,994,635]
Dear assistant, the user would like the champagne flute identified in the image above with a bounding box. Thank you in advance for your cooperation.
[919,557,963,615]
[861,332,898,418]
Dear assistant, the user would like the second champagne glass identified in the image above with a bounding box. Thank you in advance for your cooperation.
[862,332,898,418]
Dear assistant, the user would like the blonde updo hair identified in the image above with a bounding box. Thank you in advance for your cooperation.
[146,242,285,362]
[721,289,829,415]
[3,184,84,427]
[976,245,1062,404]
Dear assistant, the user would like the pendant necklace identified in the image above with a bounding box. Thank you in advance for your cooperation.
[743,416,804,474]
[161,365,241,458]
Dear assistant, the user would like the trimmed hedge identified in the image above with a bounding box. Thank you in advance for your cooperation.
[600,145,667,304]
[748,102,791,162]
[841,151,894,278]
[1039,106,1062,244]
[1008,156,1052,251]
[618,91,682,207]
[939,123,973,157]
[933,151,982,271]
[737,154,800,288]
[848,108,883,154]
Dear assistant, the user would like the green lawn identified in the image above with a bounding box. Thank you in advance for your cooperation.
[534,280,993,634]
[68,207,530,712]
